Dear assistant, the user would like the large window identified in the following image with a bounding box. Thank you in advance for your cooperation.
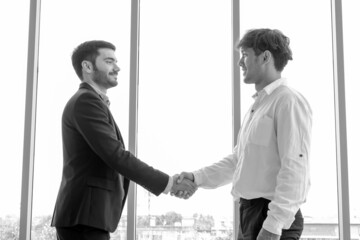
[137,1,233,239]
[239,1,338,239]
[31,1,131,239]
[4,1,356,240]
[343,1,360,239]
[0,1,29,239]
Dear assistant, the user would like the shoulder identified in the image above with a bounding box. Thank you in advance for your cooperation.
[64,86,107,117]
[70,86,102,105]
[274,86,312,114]
[275,85,308,103]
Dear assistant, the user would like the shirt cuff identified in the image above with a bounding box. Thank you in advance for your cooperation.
[193,170,202,186]
[262,215,284,235]
[162,176,173,194]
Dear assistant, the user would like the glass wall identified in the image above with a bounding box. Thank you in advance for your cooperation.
[31,1,131,239]
[343,2,360,239]
[239,1,338,239]
[2,1,356,240]
[0,1,29,239]
[137,1,233,239]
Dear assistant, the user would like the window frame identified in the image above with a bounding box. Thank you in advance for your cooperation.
[19,0,40,239]
[331,0,351,239]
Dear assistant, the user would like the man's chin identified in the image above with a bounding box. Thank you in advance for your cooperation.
[111,80,118,87]
[243,77,251,84]
[106,81,118,89]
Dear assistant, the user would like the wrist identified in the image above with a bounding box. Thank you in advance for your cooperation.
[189,173,195,182]
[192,171,201,186]
[163,176,173,194]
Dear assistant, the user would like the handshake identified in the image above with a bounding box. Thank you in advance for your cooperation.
[170,172,197,199]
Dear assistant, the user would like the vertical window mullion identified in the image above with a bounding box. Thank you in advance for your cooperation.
[19,0,41,239]
[128,0,140,239]
[331,0,351,239]
[232,0,240,239]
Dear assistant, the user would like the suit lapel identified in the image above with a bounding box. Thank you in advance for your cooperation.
[108,111,125,146]
[107,108,129,211]
[80,82,125,146]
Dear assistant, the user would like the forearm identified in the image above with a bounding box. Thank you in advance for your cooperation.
[193,154,236,189]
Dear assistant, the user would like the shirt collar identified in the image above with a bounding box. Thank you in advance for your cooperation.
[252,78,287,99]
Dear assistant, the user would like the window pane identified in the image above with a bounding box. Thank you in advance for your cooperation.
[32,1,131,239]
[137,1,233,239]
[0,1,29,239]
[239,1,337,239]
[343,2,360,239]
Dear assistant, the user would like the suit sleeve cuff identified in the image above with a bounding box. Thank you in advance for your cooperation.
[162,176,173,194]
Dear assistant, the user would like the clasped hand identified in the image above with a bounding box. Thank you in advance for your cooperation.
[170,172,197,199]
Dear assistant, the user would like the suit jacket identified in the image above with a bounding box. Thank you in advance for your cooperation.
[51,82,169,232]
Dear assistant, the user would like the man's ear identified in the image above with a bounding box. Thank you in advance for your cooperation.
[263,50,272,64]
[81,60,93,73]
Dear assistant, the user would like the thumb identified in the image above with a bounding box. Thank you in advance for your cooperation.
[177,173,185,184]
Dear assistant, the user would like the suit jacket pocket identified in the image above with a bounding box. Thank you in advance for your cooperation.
[87,177,115,191]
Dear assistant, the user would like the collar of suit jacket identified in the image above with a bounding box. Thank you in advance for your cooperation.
[81,82,110,106]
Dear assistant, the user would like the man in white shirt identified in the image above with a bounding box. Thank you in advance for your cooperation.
[175,29,312,240]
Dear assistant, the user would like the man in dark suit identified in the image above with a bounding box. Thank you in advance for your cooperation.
[51,40,196,240]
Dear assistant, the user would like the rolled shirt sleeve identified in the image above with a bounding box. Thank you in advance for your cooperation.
[263,93,312,234]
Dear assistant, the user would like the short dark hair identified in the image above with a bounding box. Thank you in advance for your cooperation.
[237,29,293,72]
[71,40,116,80]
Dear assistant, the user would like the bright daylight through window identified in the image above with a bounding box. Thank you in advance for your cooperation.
[0,1,358,240]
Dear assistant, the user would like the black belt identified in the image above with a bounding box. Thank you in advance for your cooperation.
[239,197,270,206]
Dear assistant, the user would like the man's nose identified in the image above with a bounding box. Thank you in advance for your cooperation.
[114,63,120,72]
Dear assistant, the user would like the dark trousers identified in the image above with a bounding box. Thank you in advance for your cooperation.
[237,198,303,240]
[56,225,110,240]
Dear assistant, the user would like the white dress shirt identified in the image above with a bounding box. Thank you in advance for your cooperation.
[193,78,312,235]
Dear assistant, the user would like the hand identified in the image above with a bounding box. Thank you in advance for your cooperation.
[256,228,280,240]
[170,174,197,199]
[173,172,195,199]
[177,171,194,183]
